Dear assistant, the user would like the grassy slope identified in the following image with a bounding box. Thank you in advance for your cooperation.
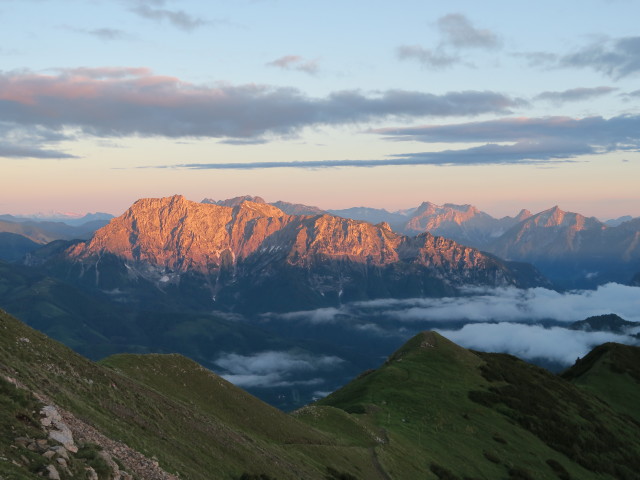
[562,342,640,424]
[3,306,640,480]
[316,332,640,480]
[0,309,382,480]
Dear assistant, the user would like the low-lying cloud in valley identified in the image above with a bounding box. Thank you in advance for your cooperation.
[266,283,640,368]
[213,350,344,388]
[436,323,634,366]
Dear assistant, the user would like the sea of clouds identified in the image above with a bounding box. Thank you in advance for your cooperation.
[264,283,640,367]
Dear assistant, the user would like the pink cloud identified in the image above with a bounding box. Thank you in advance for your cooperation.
[266,55,319,75]
[0,67,519,139]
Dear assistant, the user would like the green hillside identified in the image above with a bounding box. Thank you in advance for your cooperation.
[317,331,640,480]
[2,309,640,479]
[562,342,640,423]
[0,309,381,479]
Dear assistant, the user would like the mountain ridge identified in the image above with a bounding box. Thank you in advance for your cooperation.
[2,307,640,479]
[55,195,547,313]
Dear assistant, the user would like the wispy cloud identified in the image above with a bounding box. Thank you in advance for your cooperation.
[171,142,584,170]
[0,122,76,159]
[397,13,500,69]
[560,36,640,79]
[396,45,459,70]
[0,68,518,145]
[519,36,640,80]
[128,0,206,31]
[170,113,640,169]
[534,86,617,105]
[64,26,129,41]
[366,114,640,166]
[266,55,319,75]
[213,350,344,388]
[437,13,501,50]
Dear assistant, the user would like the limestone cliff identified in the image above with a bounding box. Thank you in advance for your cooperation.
[61,195,547,311]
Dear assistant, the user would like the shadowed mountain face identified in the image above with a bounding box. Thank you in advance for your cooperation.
[485,208,640,288]
[47,195,547,313]
[0,232,40,261]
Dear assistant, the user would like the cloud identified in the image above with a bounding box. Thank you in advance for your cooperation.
[266,55,319,75]
[258,284,640,368]
[372,115,640,144]
[520,37,640,80]
[0,143,76,159]
[384,284,640,323]
[367,114,640,166]
[64,26,128,41]
[128,1,206,31]
[0,122,76,159]
[88,28,127,40]
[560,36,640,79]
[515,51,559,68]
[275,307,343,324]
[213,350,344,388]
[397,14,500,69]
[534,86,617,104]
[436,322,637,365]
[437,14,501,50]
[396,45,459,69]
[218,138,269,146]
[172,141,585,170]
[169,113,640,168]
[0,68,518,143]
[384,140,589,166]
[267,283,640,325]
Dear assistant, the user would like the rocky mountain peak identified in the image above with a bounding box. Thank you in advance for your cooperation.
[443,203,478,214]
[60,196,545,305]
[414,202,439,215]
[202,195,266,207]
[233,199,286,218]
[515,209,533,221]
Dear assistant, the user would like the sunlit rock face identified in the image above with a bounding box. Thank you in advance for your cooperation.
[63,195,547,311]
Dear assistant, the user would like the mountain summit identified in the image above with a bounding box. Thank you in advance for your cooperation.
[60,195,546,312]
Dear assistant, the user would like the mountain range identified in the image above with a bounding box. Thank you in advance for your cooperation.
[44,195,546,313]
[4,196,638,288]
[0,215,112,262]
[205,196,639,288]
[1,308,639,479]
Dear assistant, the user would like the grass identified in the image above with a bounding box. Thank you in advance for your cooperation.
[317,331,639,480]
[2,308,640,480]
[0,308,383,479]
[563,342,640,424]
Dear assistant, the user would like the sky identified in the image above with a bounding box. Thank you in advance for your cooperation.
[1,0,640,219]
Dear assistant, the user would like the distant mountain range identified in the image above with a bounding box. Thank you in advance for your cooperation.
[1,308,640,479]
[4,196,638,288]
[0,214,113,261]
[202,196,639,288]
[0,211,114,226]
